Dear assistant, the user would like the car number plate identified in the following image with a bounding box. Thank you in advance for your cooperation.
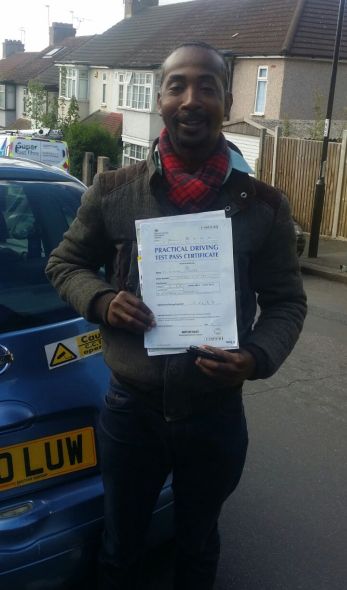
[0,427,97,492]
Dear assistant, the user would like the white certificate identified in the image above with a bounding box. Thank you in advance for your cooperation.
[136,211,227,356]
[140,216,238,350]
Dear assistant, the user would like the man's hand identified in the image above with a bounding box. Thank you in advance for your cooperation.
[194,346,256,387]
[107,291,156,334]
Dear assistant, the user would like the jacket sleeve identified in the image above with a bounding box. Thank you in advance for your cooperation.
[45,174,117,323]
[244,194,307,379]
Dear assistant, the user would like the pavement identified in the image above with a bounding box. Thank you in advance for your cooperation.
[300,235,347,284]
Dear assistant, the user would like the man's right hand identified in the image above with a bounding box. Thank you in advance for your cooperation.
[106,291,156,334]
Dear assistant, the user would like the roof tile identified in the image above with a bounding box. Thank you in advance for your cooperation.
[0,36,93,87]
[81,110,123,135]
[63,0,347,68]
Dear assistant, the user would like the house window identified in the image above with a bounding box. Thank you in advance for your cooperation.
[123,143,148,166]
[66,68,77,99]
[119,84,124,106]
[118,72,131,107]
[118,73,125,107]
[60,68,88,100]
[0,85,5,109]
[7,85,15,110]
[78,70,88,100]
[102,73,107,103]
[43,47,63,58]
[0,84,15,110]
[117,72,152,111]
[254,66,268,115]
[23,87,28,115]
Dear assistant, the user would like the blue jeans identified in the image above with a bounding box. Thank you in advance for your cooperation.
[97,379,248,590]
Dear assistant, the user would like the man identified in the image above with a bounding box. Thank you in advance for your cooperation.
[46,42,307,590]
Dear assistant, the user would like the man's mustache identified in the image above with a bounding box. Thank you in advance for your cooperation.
[175,113,207,123]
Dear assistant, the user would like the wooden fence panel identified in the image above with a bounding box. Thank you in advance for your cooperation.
[337,165,347,239]
[260,136,345,237]
[261,136,274,185]
[323,142,341,236]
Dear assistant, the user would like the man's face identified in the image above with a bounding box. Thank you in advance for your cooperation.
[157,46,231,163]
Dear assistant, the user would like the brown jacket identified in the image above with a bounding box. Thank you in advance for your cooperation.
[46,144,307,420]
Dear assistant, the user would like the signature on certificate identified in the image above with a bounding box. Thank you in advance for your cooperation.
[191,299,216,306]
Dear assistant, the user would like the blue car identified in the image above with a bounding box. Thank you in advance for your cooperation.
[0,158,173,590]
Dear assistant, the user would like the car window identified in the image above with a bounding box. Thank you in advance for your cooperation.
[0,180,83,333]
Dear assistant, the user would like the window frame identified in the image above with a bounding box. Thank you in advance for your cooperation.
[23,87,28,115]
[102,73,107,104]
[59,67,89,101]
[43,47,63,58]
[254,65,268,116]
[122,143,149,166]
[0,83,15,110]
[117,71,153,111]
[0,84,5,109]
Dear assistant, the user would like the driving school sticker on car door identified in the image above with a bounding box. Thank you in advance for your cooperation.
[45,330,102,369]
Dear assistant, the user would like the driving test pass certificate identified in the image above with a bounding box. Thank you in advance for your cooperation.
[140,216,239,350]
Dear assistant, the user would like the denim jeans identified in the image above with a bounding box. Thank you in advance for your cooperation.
[97,379,248,590]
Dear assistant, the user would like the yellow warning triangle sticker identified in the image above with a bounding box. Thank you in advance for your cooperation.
[50,343,77,367]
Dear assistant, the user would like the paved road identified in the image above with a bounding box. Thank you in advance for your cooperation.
[143,275,347,590]
[217,275,347,590]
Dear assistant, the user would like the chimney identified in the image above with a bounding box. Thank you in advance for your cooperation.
[49,22,76,46]
[124,0,159,19]
[2,39,25,59]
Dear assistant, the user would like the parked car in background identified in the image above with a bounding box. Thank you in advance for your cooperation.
[0,158,173,590]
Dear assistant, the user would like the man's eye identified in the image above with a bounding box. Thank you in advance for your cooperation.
[168,85,183,93]
[201,86,216,94]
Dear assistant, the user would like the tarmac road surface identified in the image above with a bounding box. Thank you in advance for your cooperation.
[142,274,347,590]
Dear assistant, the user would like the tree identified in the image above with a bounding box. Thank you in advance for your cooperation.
[63,122,121,179]
[41,95,59,129]
[62,96,80,128]
[25,80,47,128]
[25,74,80,131]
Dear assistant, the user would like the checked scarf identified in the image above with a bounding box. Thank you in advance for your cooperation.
[158,128,229,213]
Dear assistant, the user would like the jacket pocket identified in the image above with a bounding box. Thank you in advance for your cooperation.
[105,385,134,412]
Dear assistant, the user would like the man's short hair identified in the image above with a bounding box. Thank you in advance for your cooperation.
[160,42,230,92]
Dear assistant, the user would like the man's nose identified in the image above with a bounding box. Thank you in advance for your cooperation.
[181,86,201,108]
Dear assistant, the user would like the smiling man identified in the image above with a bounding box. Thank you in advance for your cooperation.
[158,44,231,169]
[46,42,307,590]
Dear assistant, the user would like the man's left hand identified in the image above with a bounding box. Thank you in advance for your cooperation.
[195,346,256,387]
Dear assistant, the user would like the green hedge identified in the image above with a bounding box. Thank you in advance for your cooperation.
[64,122,121,180]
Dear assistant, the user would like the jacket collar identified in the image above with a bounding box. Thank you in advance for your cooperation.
[147,137,256,212]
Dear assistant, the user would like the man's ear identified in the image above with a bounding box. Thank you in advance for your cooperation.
[224,92,233,119]
[157,92,162,116]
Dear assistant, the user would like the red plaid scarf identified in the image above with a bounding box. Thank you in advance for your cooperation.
[158,128,229,212]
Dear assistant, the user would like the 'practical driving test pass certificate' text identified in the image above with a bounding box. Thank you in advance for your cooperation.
[140,215,239,351]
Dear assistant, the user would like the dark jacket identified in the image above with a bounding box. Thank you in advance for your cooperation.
[46,142,307,420]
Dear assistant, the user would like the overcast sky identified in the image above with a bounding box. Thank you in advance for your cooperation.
[1,0,195,54]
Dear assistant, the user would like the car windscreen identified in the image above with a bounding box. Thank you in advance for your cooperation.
[0,180,83,333]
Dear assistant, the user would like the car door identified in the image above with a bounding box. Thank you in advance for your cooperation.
[0,178,109,580]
